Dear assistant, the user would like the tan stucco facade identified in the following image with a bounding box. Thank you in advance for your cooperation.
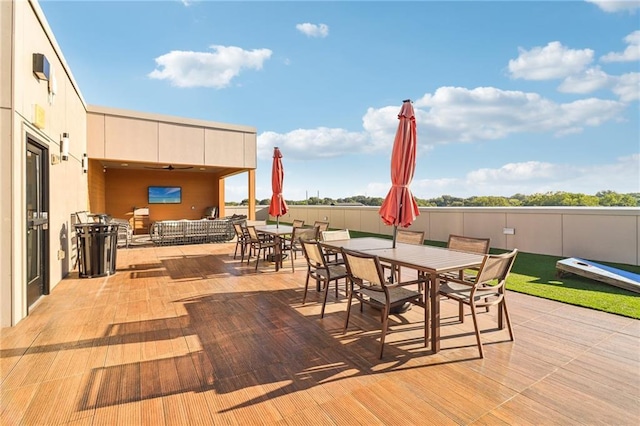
[0,0,257,326]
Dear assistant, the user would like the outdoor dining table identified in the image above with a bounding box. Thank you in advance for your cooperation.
[253,224,294,271]
[320,237,485,354]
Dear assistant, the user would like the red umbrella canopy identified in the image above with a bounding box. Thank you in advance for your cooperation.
[269,147,288,218]
[379,100,420,228]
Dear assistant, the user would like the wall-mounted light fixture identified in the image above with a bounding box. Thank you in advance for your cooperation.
[33,53,50,81]
[82,154,88,173]
[60,132,69,161]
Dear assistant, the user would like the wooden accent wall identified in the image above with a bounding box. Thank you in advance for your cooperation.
[87,159,106,213]
[103,169,219,229]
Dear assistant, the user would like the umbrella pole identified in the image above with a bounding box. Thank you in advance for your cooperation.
[392,225,397,249]
[393,200,402,249]
[277,216,279,228]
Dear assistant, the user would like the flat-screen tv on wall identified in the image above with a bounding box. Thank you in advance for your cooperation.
[148,186,182,204]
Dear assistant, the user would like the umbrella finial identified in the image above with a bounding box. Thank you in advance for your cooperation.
[402,99,411,103]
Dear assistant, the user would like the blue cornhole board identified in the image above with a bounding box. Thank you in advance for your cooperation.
[556,257,640,294]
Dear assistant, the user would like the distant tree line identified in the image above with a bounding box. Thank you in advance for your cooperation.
[228,190,639,207]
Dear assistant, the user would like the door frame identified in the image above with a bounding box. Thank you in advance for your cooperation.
[26,136,50,311]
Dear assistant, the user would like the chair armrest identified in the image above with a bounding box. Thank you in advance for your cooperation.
[386,277,429,289]
[438,274,474,287]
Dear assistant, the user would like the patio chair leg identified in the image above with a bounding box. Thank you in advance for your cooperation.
[503,301,514,341]
[343,290,354,333]
[302,273,310,305]
[470,304,484,359]
[379,305,390,359]
[321,279,330,318]
[255,249,261,271]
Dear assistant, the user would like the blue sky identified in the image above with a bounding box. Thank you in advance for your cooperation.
[39,0,639,202]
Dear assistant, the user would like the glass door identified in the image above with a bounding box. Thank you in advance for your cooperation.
[26,140,49,309]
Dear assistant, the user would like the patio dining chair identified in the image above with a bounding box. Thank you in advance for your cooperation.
[282,225,319,271]
[282,219,306,245]
[443,234,491,320]
[232,223,251,262]
[299,239,349,318]
[245,225,279,271]
[438,249,518,358]
[340,248,428,359]
[382,229,425,284]
[320,229,350,265]
[447,234,491,258]
[313,221,330,232]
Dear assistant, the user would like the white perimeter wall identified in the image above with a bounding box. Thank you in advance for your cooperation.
[253,206,640,266]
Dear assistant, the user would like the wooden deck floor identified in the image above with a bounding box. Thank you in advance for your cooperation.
[2,242,639,425]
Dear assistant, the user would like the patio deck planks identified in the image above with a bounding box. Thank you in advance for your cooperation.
[1,242,638,425]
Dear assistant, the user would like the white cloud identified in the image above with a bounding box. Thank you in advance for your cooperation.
[148,45,272,88]
[406,155,640,199]
[558,67,612,94]
[296,23,329,38]
[612,72,640,102]
[257,127,368,160]
[469,161,557,181]
[601,30,640,62]
[414,86,625,142]
[257,86,627,162]
[586,0,640,13]
[508,41,594,80]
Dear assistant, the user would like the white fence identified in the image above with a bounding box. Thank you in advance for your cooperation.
[225,205,640,266]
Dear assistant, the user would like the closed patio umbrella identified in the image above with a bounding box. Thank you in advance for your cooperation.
[269,147,288,227]
[379,100,420,248]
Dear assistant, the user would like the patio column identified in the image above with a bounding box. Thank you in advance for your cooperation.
[248,169,256,220]
[217,178,225,218]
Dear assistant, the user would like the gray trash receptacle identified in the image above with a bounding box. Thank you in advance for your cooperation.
[75,223,119,278]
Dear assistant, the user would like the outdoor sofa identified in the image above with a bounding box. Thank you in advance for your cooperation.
[150,215,246,246]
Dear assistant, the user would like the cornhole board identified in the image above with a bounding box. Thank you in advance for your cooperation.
[556,257,640,294]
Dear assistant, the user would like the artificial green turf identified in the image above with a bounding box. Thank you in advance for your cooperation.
[507,252,640,319]
[349,230,640,319]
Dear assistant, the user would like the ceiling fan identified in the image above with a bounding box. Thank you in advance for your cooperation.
[144,164,193,171]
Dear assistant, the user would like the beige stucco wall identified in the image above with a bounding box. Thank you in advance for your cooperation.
[2,0,259,327]
[280,206,640,266]
[1,0,88,326]
[87,105,257,170]
[0,0,14,328]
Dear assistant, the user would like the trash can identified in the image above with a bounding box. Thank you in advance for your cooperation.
[75,223,119,278]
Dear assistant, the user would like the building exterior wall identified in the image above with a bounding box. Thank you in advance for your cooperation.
[280,206,640,266]
[0,1,14,328]
[1,0,88,326]
[87,105,257,170]
[1,0,258,326]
